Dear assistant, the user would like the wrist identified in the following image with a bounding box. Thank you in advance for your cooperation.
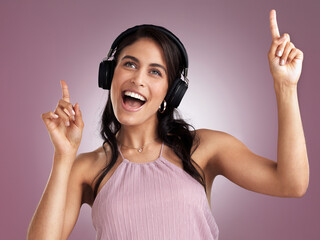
[53,152,76,169]
[274,81,297,97]
[274,84,299,107]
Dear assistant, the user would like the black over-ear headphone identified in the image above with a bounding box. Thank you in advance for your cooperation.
[98,24,189,108]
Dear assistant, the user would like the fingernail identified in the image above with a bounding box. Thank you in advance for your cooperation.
[71,109,75,115]
[280,59,285,65]
[65,121,70,127]
[63,108,70,116]
[53,114,59,119]
[277,50,282,57]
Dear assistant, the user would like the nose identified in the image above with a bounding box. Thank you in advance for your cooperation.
[131,69,146,87]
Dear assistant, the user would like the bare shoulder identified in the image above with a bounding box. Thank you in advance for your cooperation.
[69,144,110,205]
[192,128,239,175]
[194,128,230,141]
[193,128,234,154]
[72,145,109,185]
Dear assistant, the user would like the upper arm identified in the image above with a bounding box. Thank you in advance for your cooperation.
[197,129,287,197]
[60,153,94,240]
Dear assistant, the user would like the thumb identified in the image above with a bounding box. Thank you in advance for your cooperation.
[73,103,84,128]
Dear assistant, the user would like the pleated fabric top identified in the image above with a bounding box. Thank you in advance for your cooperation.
[92,143,219,240]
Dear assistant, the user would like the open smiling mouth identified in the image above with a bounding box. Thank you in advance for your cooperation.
[122,91,147,111]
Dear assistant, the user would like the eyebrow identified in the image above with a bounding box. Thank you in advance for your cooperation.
[121,55,167,74]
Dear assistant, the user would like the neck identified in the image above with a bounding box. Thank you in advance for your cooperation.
[117,121,159,148]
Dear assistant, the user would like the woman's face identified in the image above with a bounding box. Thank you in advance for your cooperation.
[110,37,169,127]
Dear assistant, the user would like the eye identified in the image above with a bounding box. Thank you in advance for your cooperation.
[150,69,162,77]
[124,61,137,69]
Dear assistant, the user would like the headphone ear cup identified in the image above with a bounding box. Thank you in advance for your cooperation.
[98,60,116,90]
[165,78,188,108]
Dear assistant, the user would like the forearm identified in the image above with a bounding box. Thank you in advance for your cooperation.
[275,83,309,197]
[27,154,75,240]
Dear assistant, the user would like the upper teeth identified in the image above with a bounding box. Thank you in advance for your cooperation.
[124,91,146,101]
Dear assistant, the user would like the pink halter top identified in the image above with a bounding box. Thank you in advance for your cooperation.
[91,143,219,239]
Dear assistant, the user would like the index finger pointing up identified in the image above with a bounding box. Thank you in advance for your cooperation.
[60,80,70,103]
[270,9,280,39]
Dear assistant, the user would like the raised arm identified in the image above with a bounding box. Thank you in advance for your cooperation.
[199,9,309,197]
[268,9,308,196]
[27,80,85,239]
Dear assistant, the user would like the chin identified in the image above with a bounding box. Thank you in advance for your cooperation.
[115,110,158,128]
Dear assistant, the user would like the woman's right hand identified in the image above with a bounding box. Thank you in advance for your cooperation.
[41,80,84,158]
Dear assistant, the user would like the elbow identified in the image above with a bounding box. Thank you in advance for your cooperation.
[291,186,308,198]
[295,182,309,198]
[293,172,310,198]
[283,180,309,198]
[278,164,310,198]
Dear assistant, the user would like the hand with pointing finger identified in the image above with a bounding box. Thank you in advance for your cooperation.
[41,80,84,157]
[268,9,304,88]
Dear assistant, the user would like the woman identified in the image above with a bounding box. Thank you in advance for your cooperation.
[27,9,309,240]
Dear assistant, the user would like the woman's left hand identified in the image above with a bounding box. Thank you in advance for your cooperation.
[268,9,304,88]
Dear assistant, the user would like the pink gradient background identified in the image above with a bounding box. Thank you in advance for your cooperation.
[1,0,319,239]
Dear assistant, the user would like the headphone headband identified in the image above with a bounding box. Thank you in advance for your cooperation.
[108,24,189,74]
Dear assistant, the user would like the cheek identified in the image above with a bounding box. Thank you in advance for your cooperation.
[109,74,121,109]
[110,67,125,97]
[111,67,121,88]
[161,80,169,97]
[152,81,169,105]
